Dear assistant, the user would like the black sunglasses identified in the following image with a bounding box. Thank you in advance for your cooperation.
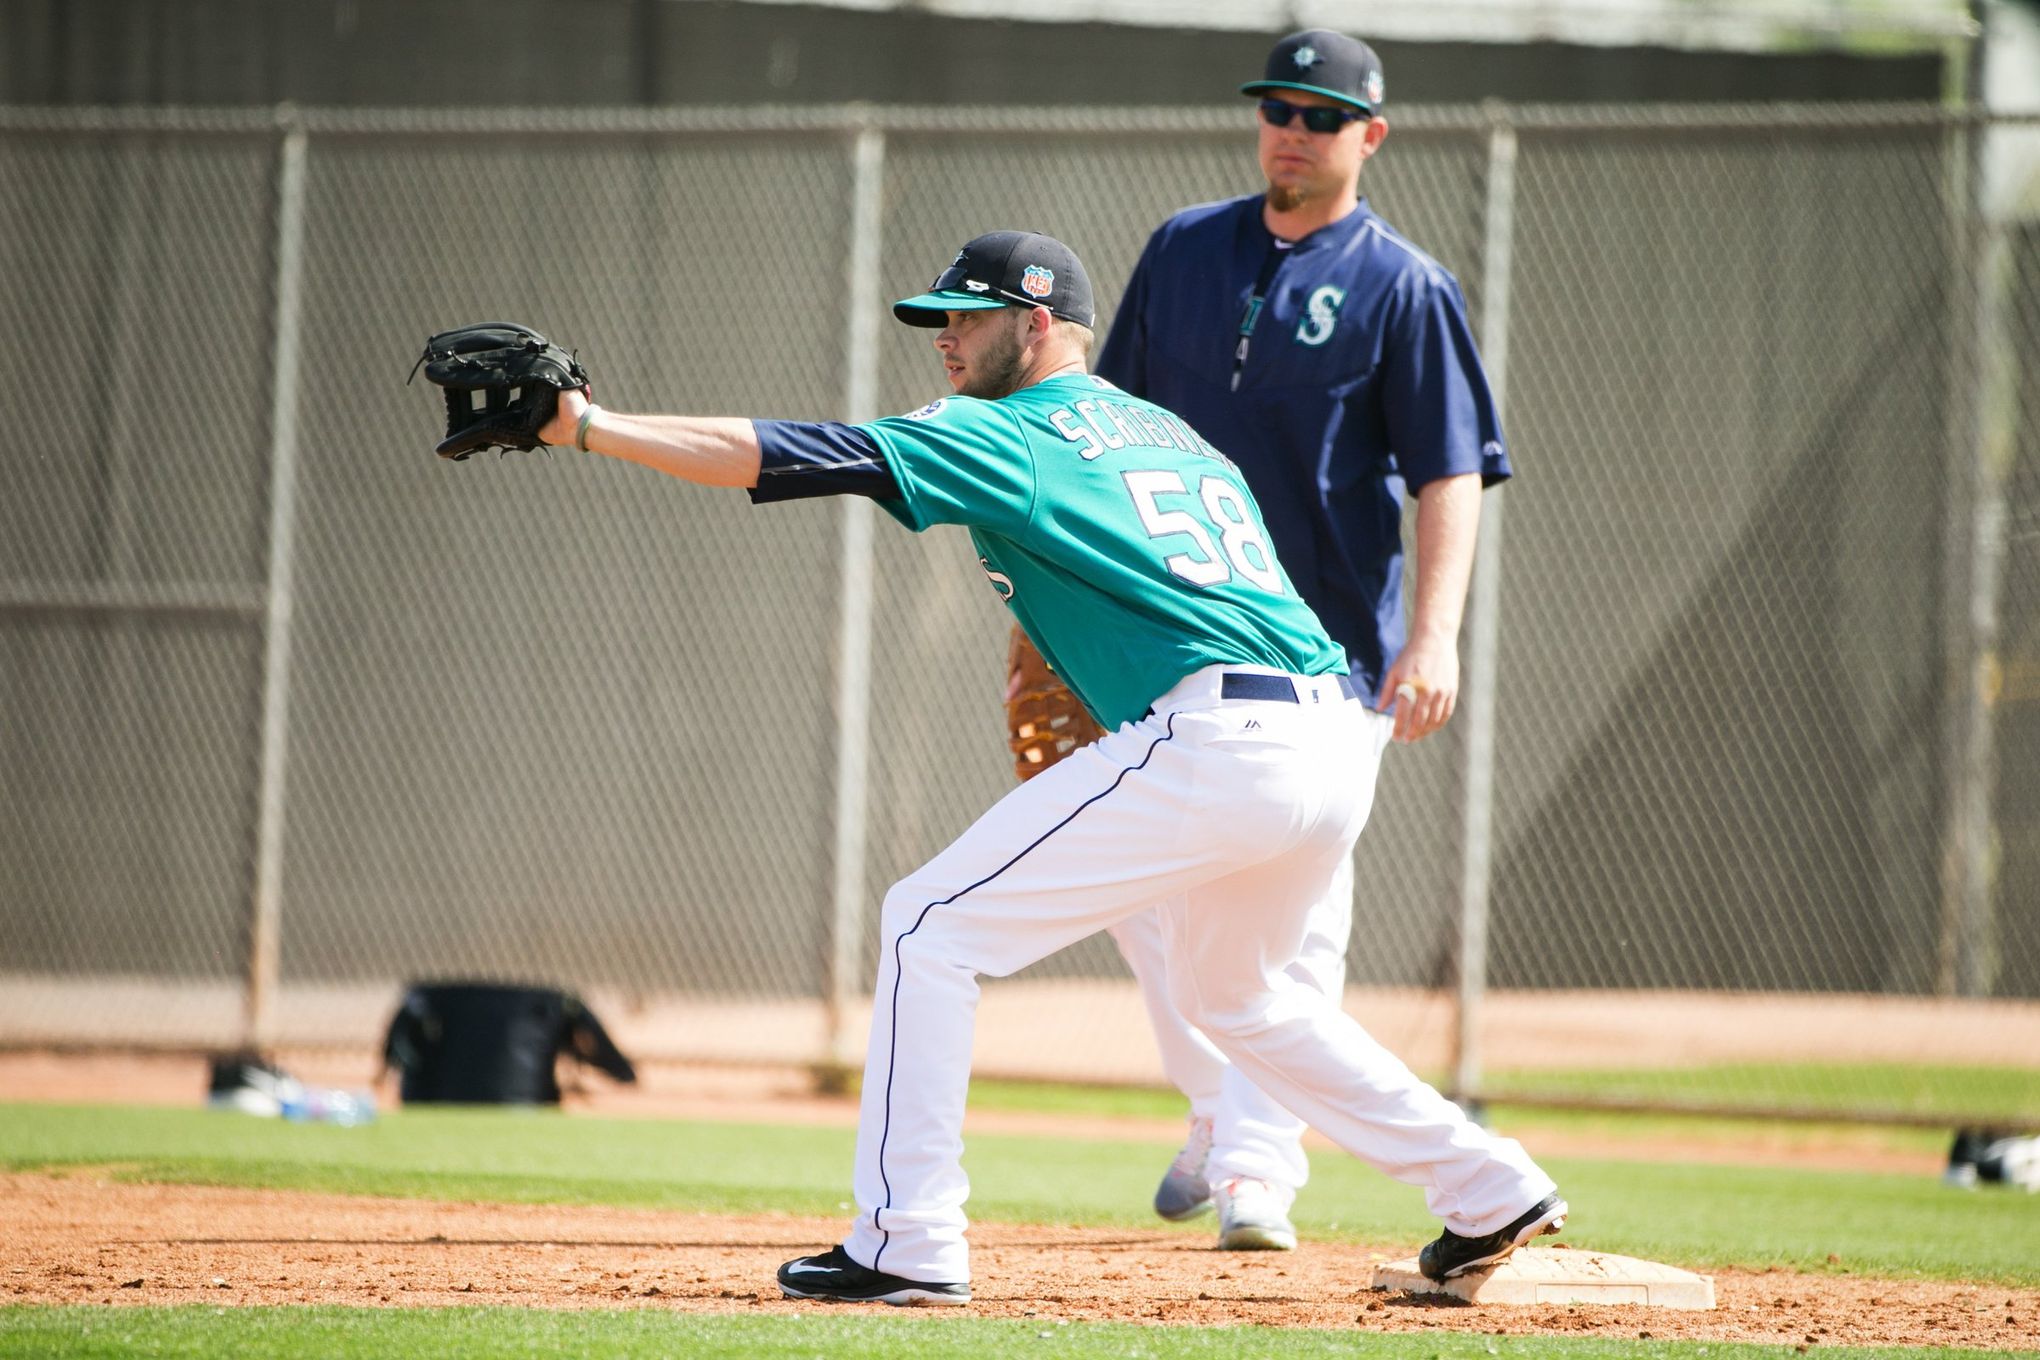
[930,264,1039,309]
[1258,98,1369,134]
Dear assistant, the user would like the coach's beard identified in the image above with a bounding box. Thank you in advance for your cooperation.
[1266,181,1316,214]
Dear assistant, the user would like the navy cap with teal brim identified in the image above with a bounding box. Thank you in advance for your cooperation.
[893,230,1096,329]
[1240,29,1385,114]
[890,288,1010,317]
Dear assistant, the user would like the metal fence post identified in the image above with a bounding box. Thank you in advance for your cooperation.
[1451,108,1518,1105]
[244,109,309,1050]
[1940,105,2014,998]
[824,118,886,1076]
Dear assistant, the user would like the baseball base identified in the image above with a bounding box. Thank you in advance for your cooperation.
[1370,1247,1716,1308]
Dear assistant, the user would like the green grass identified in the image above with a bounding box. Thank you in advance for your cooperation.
[2,1307,2034,1360]
[1470,1101,1946,1154]
[1474,1064,2040,1124]
[2,1100,2035,1286]
[967,1064,2038,1137]
[965,1076,1959,1161]
[968,1076,1199,1121]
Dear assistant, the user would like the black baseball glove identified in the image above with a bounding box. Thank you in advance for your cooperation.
[410,322,591,460]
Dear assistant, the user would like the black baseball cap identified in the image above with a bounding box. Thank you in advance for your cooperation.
[1240,29,1386,114]
[892,230,1096,329]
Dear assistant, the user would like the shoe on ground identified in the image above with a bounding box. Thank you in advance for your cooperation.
[1946,1129,2040,1191]
[1419,1193,1568,1282]
[204,1053,305,1119]
[1213,1175,1298,1251]
[776,1246,969,1306]
[1154,1115,1215,1221]
[1945,1128,1986,1188]
[1977,1135,2040,1191]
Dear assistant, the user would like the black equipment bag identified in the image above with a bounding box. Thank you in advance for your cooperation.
[381,981,636,1105]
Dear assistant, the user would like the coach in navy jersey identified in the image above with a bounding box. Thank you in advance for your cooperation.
[1087,28,1512,1250]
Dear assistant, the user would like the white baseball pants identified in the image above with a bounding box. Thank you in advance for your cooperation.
[1106,849,1356,1192]
[841,665,1555,1284]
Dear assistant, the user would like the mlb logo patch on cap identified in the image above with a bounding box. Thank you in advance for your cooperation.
[1020,265,1055,298]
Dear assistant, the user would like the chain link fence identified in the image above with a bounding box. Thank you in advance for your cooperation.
[2,103,2034,1126]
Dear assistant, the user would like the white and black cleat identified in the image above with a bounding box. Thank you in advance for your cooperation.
[776,1246,970,1306]
[1418,1193,1569,1282]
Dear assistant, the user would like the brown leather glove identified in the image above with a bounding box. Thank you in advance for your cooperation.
[1005,624,1106,782]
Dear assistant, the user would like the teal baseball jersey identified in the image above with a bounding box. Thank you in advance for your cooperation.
[856,373,1344,729]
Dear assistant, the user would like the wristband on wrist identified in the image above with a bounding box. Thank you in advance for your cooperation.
[574,404,600,452]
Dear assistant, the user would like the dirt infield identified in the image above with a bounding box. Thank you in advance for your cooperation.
[5,1171,2036,1349]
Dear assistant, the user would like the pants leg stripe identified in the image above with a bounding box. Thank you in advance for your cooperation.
[871,714,1180,1272]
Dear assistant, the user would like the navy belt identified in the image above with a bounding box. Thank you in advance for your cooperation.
[1220,672,1361,703]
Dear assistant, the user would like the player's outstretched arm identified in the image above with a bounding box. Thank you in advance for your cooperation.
[540,388,763,488]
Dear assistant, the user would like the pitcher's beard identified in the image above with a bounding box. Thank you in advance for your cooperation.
[961,326,1028,399]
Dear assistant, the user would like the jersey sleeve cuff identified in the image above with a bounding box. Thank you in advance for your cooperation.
[1407,439,1512,494]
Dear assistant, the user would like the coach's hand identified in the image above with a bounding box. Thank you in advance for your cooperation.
[1377,635,1458,744]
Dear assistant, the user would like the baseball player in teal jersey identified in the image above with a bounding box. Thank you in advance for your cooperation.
[537,229,1563,1304]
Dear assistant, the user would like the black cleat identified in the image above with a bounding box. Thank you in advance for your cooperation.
[776,1246,970,1306]
[1418,1194,1569,1282]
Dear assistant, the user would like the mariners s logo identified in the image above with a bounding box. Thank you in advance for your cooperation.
[1295,286,1346,347]
[978,556,1015,600]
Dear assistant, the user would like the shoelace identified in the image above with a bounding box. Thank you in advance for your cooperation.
[1169,1116,1214,1179]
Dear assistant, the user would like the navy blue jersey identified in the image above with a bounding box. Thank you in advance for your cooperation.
[1094,194,1510,697]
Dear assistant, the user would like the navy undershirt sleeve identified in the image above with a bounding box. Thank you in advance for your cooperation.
[749,420,901,504]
